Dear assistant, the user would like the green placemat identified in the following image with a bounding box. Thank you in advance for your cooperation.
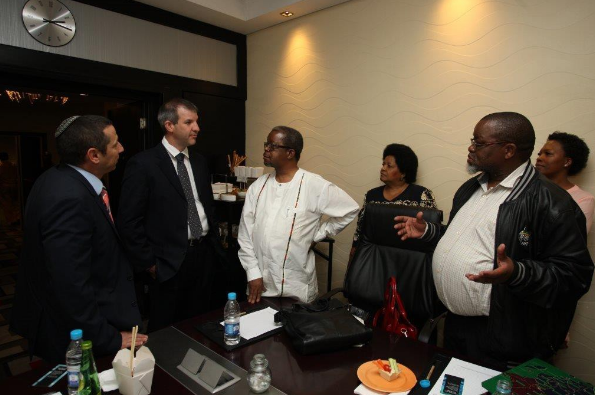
[482,358,593,394]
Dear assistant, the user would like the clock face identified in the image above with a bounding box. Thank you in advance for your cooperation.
[22,0,76,47]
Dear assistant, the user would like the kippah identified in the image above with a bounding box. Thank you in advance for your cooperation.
[55,115,80,138]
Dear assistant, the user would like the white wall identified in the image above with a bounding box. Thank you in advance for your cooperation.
[246,0,595,381]
[1,0,237,86]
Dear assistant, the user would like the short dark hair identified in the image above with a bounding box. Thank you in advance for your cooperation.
[547,131,590,176]
[272,126,304,161]
[383,143,418,183]
[158,98,198,133]
[479,112,536,160]
[56,115,112,166]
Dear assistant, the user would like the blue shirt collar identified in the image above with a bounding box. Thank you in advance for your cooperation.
[68,164,104,195]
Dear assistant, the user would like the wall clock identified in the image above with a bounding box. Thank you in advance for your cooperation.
[22,0,76,47]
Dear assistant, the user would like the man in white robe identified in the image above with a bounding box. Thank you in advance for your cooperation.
[238,126,359,303]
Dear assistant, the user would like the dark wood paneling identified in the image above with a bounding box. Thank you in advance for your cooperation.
[0,44,244,101]
[183,92,246,175]
[1,1,247,174]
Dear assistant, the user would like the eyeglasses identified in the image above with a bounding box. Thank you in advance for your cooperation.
[470,139,509,150]
[264,142,293,151]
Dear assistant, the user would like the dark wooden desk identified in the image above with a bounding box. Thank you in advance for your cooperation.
[2,298,458,395]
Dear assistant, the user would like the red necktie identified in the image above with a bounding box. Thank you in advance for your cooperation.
[100,187,114,223]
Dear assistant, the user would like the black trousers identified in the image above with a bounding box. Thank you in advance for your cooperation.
[444,312,509,371]
[148,239,215,332]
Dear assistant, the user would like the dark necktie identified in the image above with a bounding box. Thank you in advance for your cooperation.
[99,187,114,223]
[176,153,203,239]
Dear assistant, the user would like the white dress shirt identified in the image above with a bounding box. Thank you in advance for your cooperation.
[432,162,528,316]
[162,137,209,238]
[238,168,359,303]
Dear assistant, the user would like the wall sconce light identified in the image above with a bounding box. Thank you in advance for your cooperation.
[280,11,294,17]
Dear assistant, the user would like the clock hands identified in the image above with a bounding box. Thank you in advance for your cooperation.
[42,18,72,31]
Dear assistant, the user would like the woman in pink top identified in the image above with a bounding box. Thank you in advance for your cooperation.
[536,132,593,233]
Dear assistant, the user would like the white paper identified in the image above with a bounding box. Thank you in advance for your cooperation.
[98,368,119,392]
[220,307,281,340]
[354,383,409,395]
[428,357,500,395]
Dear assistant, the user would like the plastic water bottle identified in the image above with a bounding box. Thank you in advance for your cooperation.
[224,292,241,345]
[66,329,83,395]
[493,378,512,395]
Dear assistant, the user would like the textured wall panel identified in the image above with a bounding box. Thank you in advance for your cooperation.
[1,0,237,86]
[247,0,595,380]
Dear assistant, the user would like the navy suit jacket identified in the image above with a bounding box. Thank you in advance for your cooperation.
[10,165,141,363]
[116,143,219,282]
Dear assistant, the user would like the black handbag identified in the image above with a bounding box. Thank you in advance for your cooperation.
[274,297,373,355]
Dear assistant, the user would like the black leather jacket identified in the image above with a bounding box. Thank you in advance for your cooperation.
[424,162,593,361]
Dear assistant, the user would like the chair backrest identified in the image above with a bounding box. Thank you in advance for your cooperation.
[361,203,443,252]
[344,202,443,327]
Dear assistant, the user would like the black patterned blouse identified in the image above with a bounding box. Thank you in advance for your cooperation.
[352,184,437,248]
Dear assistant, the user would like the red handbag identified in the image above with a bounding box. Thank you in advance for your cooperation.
[372,276,418,339]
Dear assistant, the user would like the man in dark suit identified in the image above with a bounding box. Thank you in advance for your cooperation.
[118,98,219,332]
[11,115,147,364]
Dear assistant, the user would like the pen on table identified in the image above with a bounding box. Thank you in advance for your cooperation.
[240,311,247,316]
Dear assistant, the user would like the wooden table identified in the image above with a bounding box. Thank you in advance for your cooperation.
[2,298,473,395]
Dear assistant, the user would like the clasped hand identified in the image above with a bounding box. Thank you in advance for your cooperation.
[121,331,148,349]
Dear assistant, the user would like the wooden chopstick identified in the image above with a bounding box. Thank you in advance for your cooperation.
[130,325,138,377]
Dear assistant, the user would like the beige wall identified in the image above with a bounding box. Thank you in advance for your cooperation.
[1,0,237,86]
[246,0,595,381]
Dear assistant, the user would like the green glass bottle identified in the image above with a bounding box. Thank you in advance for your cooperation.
[79,340,102,395]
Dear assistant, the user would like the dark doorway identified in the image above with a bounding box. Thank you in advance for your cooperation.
[0,84,157,229]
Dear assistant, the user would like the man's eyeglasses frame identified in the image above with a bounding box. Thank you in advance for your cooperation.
[264,142,293,151]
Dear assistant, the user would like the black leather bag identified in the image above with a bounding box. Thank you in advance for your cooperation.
[274,297,373,355]
[344,203,444,328]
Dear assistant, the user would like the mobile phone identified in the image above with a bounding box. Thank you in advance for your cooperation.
[32,364,68,388]
[440,374,465,395]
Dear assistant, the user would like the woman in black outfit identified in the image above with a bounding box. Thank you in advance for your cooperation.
[350,143,436,259]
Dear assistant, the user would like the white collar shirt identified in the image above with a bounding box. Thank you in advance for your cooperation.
[238,168,359,303]
[432,162,528,316]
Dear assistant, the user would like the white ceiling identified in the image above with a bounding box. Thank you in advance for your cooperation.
[135,0,352,34]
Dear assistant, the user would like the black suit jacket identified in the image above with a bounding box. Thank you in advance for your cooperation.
[117,143,218,282]
[10,165,141,363]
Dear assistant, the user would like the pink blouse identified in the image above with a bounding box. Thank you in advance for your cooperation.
[568,185,594,233]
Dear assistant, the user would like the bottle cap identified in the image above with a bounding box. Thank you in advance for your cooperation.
[70,329,83,340]
[81,340,93,350]
[228,292,237,300]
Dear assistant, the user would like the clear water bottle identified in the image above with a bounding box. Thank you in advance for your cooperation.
[224,292,241,345]
[493,378,512,395]
[66,329,83,395]
[247,354,272,393]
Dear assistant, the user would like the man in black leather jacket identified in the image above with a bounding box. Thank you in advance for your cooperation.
[395,112,593,368]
